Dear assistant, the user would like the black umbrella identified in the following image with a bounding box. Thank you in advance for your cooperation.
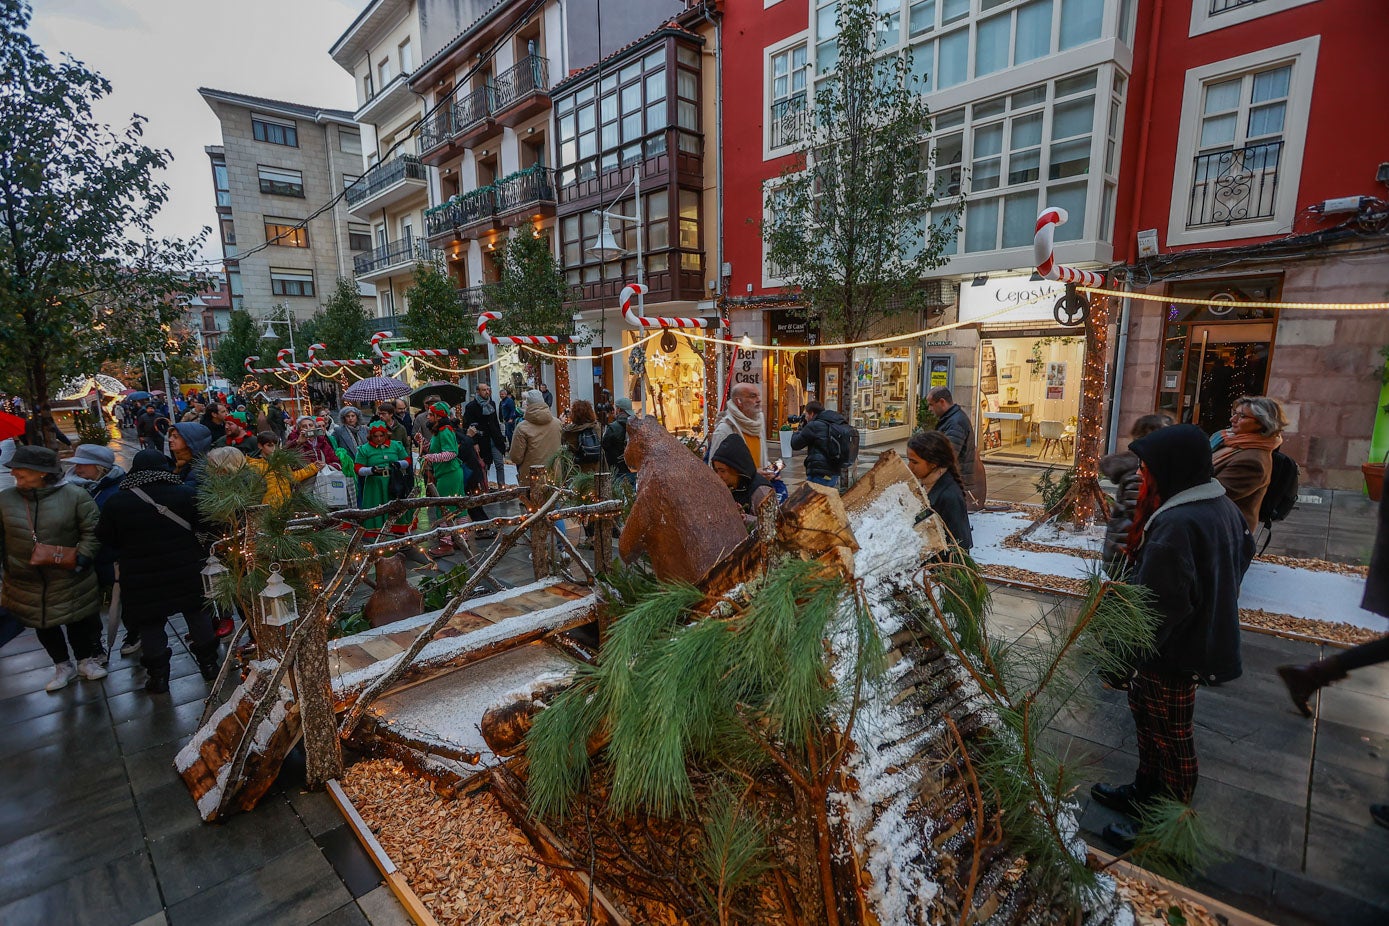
[408,381,467,410]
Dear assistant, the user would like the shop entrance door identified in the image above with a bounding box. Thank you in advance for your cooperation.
[1180,323,1274,434]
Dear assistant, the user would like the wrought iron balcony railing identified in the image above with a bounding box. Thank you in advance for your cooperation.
[452,85,495,135]
[425,187,498,238]
[769,97,809,150]
[1210,0,1267,13]
[345,155,425,206]
[419,109,453,152]
[353,236,437,275]
[1186,139,1283,228]
[493,55,550,111]
[495,166,556,214]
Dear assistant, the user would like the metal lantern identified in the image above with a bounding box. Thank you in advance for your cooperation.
[200,554,229,598]
[260,564,299,627]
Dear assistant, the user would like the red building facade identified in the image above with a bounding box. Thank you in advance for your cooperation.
[1111,0,1389,490]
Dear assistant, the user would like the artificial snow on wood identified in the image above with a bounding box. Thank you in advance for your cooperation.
[329,578,567,646]
[971,510,1385,631]
[368,644,577,769]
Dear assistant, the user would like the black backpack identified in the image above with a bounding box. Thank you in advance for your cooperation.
[1257,449,1299,552]
[575,426,603,465]
[825,419,859,467]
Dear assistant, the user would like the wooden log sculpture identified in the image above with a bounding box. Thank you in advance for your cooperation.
[479,679,574,758]
[362,554,424,628]
[617,416,747,583]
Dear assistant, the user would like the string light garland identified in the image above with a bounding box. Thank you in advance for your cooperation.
[1078,287,1389,311]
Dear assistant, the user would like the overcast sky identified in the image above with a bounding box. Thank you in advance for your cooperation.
[32,0,364,266]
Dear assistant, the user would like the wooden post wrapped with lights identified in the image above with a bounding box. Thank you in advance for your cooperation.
[1022,207,1112,533]
[528,464,552,580]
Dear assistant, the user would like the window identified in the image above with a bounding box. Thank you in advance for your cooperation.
[769,42,809,151]
[339,131,361,156]
[343,174,361,192]
[363,73,374,101]
[349,224,372,251]
[270,268,314,297]
[1186,64,1289,228]
[679,189,701,270]
[399,38,413,72]
[258,166,304,198]
[264,218,308,248]
[219,218,236,246]
[252,114,298,147]
[378,58,392,87]
[212,162,231,208]
[1058,0,1103,50]
[1190,0,1318,37]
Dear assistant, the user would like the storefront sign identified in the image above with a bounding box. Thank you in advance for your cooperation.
[960,274,1067,325]
[732,346,761,386]
[767,309,819,346]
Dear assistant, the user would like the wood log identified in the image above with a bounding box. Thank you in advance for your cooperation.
[840,450,929,514]
[478,680,573,758]
[489,765,632,926]
[297,608,344,789]
[528,465,552,581]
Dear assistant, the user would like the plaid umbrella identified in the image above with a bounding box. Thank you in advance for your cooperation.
[342,375,410,404]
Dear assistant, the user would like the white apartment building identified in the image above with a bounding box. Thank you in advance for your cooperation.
[330,0,436,327]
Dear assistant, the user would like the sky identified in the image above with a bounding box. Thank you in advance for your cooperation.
[31,0,365,266]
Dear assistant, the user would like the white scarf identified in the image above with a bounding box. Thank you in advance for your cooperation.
[723,402,764,439]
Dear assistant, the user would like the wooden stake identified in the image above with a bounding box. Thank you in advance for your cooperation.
[529,465,551,580]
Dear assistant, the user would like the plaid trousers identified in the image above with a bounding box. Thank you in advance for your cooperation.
[1128,669,1199,804]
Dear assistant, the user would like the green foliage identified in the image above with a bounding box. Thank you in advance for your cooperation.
[696,784,773,921]
[403,262,473,349]
[1132,797,1222,881]
[213,310,265,382]
[482,232,581,361]
[761,0,960,350]
[1030,337,1082,378]
[0,0,206,407]
[71,409,111,445]
[1036,466,1075,513]
[915,396,938,432]
[419,562,472,612]
[330,610,371,639]
[316,277,372,358]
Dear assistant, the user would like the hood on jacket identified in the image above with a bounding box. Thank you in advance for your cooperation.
[815,408,847,427]
[131,449,174,473]
[712,432,757,486]
[1098,450,1139,483]
[523,400,554,426]
[172,422,212,457]
[1130,424,1213,502]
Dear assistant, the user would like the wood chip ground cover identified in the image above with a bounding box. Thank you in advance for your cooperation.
[340,758,585,925]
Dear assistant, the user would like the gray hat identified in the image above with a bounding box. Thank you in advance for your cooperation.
[615,396,633,413]
[66,444,116,469]
[9,445,61,474]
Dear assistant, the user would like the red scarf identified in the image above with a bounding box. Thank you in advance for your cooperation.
[1125,468,1163,557]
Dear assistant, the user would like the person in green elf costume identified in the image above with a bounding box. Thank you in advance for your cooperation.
[353,421,411,536]
[416,402,470,556]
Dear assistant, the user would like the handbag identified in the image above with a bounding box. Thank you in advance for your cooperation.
[25,501,78,570]
[311,467,351,508]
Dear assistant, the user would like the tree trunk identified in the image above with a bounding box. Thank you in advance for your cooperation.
[554,345,571,412]
[529,465,552,580]
[294,610,343,789]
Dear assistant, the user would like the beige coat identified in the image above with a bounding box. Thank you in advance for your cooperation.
[508,399,562,480]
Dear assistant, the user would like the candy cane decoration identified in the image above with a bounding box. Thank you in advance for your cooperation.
[369,331,470,360]
[620,283,723,330]
[244,355,299,376]
[306,343,377,369]
[475,311,573,345]
[1034,207,1105,288]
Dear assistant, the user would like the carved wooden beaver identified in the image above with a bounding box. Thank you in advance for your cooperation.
[362,554,424,628]
[618,416,747,583]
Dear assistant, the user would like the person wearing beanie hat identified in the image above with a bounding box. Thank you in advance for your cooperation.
[0,445,105,690]
[214,410,259,457]
[97,450,220,693]
[62,443,130,656]
[508,390,562,486]
[1090,423,1252,850]
[169,421,212,487]
[602,396,636,487]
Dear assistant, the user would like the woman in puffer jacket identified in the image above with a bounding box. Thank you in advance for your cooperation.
[1100,413,1172,578]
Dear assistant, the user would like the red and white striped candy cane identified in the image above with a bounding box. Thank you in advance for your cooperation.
[369,330,468,359]
[306,343,327,362]
[306,343,377,369]
[1034,207,1105,288]
[370,331,391,356]
[276,348,294,367]
[476,311,573,345]
[244,355,298,375]
[619,284,723,330]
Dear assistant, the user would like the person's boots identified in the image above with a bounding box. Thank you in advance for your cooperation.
[1277,660,1347,718]
[192,642,222,683]
[427,534,455,558]
[141,655,171,694]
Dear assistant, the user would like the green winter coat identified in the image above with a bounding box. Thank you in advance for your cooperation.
[0,483,101,629]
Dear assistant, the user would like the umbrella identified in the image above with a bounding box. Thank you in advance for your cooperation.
[127,391,153,401]
[343,375,411,404]
[408,381,467,409]
[0,411,24,442]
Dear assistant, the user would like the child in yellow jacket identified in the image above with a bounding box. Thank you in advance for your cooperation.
[246,431,320,507]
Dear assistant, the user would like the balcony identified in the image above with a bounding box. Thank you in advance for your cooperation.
[372,313,406,334]
[345,155,427,218]
[353,237,440,282]
[457,285,491,310]
[355,71,415,125]
[769,98,810,151]
[419,109,454,159]
[425,187,499,242]
[495,166,557,223]
[1186,140,1283,229]
[492,55,550,128]
[450,85,496,146]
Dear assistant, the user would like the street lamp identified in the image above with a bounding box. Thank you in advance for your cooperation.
[260,311,296,358]
[586,162,645,315]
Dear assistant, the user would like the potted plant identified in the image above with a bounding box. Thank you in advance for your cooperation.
[779,421,795,460]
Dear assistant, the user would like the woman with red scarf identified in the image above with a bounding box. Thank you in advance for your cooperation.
[1090,424,1253,850]
[1210,395,1287,533]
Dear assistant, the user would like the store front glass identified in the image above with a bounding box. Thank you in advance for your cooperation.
[765,309,821,430]
[976,335,1085,464]
[850,345,917,446]
[624,329,706,438]
[1155,277,1279,433]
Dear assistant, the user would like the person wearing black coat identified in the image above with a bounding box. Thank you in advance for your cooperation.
[1099,413,1173,577]
[905,430,972,551]
[790,401,849,488]
[711,433,774,518]
[463,383,508,487]
[1091,424,1253,848]
[926,387,983,510]
[95,451,219,694]
[1277,488,1389,828]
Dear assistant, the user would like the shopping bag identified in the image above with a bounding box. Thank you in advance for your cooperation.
[312,467,351,508]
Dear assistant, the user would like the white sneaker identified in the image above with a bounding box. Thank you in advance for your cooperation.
[76,658,108,681]
[45,662,77,692]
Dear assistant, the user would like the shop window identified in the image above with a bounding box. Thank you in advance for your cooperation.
[850,345,916,447]
[626,329,704,437]
[978,336,1085,464]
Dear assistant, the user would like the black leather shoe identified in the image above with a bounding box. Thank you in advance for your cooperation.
[1101,820,1139,851]
[144,670,170,694]
[1277,662,1345,718]
[1090,781,1149,817]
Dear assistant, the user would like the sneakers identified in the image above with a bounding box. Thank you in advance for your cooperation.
[44,662,78,692]
[76,658,108,681]
[119,634,142,656]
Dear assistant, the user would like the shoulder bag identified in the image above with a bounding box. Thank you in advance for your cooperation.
[25,499,78,570]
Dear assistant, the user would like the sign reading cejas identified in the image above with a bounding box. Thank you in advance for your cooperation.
[959,274,1067,325]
